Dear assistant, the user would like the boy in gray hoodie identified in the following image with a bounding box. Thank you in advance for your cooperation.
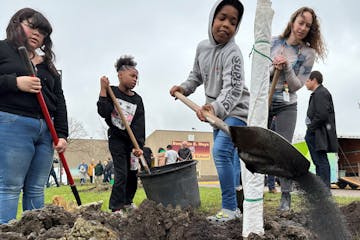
[170,0,248,222]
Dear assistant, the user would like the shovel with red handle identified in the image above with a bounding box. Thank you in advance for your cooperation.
[18,46,82,206]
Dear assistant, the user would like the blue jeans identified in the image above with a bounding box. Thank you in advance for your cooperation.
[213,117,246,211]
[305,131,331,188]
[0,111,53,223]
[267,175,275,190]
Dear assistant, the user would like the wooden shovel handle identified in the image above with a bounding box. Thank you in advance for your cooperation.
[268,69,281,107]
[107,86,151,174]
[173,91,230,135]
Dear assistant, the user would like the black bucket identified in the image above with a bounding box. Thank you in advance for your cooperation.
[138,160,201,208]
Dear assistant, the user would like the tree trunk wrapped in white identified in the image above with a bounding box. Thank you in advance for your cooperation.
[241,0,274,237]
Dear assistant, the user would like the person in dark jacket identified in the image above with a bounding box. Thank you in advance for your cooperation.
[178,141,193,161]
[94,160,104,185]
[305,70,338,188]
[97,55,145,213]
[0,8,68,224]
[103,159,113,183]
[142,146,153,167]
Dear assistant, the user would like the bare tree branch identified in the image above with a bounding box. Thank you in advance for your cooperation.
[67,118,88,144]
[96,115,108,140]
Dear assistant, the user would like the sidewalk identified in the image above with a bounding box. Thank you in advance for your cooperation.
[198,181,360,197]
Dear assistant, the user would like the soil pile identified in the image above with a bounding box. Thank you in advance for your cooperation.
[296,173,351,240]
[0,199,359,240]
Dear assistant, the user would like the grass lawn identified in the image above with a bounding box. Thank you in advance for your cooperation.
[16,184,360,219]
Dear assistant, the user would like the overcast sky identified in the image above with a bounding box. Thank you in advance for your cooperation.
[2,0,360,140]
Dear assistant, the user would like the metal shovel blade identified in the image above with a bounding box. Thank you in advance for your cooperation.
[230,126,310,179]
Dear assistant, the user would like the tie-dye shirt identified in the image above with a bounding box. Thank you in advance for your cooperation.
[270,36,315,106]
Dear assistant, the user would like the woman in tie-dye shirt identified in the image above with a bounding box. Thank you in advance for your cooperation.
[267,7,326,211]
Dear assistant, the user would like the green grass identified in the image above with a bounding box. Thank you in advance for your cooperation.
[42,185,222,213]
[263,191,360,212]
[16,184,360,219]
[333,195,360,206]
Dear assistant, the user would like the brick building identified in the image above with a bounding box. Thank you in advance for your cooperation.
[60,130,217,180]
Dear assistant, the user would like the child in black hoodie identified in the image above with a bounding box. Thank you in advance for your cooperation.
[97,55,145,212]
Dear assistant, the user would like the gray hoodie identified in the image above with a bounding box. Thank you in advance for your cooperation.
[180,0,249,123]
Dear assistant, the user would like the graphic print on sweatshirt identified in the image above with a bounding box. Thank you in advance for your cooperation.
[111,98,137,130]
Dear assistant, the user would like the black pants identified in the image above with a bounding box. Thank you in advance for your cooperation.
[305,131,331,188]
[108,137,138,211]
[103,172,111,182]
[267,103,297,193]
[47,166,60,187]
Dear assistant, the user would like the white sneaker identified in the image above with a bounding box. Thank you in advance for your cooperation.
[123,203,137,214]
[112,209,127,217]
[124,202,137,210]
[235,208,242,218]
[207,208,241,223]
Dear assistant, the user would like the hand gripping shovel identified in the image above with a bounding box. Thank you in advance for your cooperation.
[268,69,281,107]
[173,91,309,179]
[18,46,82,205]
[106,86,151,174]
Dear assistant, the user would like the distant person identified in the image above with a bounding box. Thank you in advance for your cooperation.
[78,160,88,185]
[157,147,166,166]
[178,141,193,161]
[94,160,104,185]
[87,159,96,184]
[143,146,154,167]
[305,71,338,188]
[97,55,145,213]
[107,157,114,181]
[165,145,179,165]
[267,6,326,212]
[47,158,60,188]
[103,160,112,183]
[170,0,247,223]
[0,8,69,224]
[266,174,278,193]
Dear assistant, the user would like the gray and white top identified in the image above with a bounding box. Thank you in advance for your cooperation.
[179,0,249,123]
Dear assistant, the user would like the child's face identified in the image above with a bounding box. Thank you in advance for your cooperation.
[212,5,239,44]
[21,18,47,50]
[118,68,138,90]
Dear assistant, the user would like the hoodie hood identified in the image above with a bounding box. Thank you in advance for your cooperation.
[208,0,244,45]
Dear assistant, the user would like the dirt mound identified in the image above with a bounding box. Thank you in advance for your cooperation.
[78,184,113,193]
[0,200,359,239]
[341,201,360,238]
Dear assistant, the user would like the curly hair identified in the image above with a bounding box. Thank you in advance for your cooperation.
[280,7,327,61]
[114,55,137,72]
[6,8,59,78]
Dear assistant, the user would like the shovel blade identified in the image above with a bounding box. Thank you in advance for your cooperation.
[230,126,310,179]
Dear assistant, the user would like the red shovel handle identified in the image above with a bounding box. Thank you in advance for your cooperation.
[36,94,74,186]
[18,46,81,205]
